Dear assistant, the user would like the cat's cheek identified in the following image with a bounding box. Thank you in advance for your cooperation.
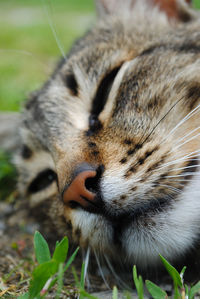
[123,174,200,267]
[63,207,113,253]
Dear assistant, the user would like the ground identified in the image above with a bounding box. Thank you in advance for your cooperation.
[1,0,200,298]
[0,196,111,298]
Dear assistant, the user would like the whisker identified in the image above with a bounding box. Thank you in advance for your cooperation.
[156,183,183,194]
[94,250,110,289]
[157,152,200,171]
[41,0,66,60]
[164,171,200,178]
[104,255,128,289]
[172,126,200,148]
[162,103,200,144]
[162,178,200,183]
[169,132,200,153]
[168,164,200,173]
[84,247,91,288]
[139,95,185,149]
[0,49,48,69]
[127,95,186,173]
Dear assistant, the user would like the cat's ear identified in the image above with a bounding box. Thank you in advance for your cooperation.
[154,0,193,22]
[95,0,116,17]
[95,0,194,22]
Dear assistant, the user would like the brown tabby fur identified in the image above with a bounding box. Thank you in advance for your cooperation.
[15,0,200,277]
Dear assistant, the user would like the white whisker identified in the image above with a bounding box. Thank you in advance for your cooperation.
[164,171,200,178]
[157,151,200,171]
[0,49,48,69]
[104,255,128,289]
[169,132,200,153]
[168,164,199,173]
[155,183,183,194]
[164,178,199,183]
[94,250,110,289]
[161,103,200,144]
[41,0,66,60]
[172,126,200,148]
[84,247,91,288]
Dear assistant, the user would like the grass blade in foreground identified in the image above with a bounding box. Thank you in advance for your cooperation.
[146,280,167,299]
[17,232,79,298]
[112,286,118,299]
[55,263,64,299]
[159,255,182,288]
[53,236,68,264]
[29,260,58,299]
[189,281,200,299]
[133,265,144,299]
[34,231,51,264]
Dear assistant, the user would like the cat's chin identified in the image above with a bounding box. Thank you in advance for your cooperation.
[61,175,200,282]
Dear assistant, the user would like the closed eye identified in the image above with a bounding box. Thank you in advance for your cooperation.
[28,169,57,194]
[87,66,121,134]
[91,66,121,117]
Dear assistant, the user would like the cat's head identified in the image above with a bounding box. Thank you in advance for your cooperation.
[16,0,200,268]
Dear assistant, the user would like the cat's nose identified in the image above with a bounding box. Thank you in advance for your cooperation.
[63,163,103,209]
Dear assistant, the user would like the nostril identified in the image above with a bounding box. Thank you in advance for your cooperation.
[85,164,104,193]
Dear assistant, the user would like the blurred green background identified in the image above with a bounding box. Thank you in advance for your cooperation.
[0,0,199,112]
[0,0,95,111]
[0,0,199,200]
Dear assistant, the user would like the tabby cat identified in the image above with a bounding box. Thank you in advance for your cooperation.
[15,0,200,275]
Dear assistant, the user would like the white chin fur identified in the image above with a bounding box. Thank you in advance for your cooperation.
[72,168,200,267]
[124,170,200,267]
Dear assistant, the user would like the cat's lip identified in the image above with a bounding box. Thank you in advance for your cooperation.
[83,195,172,224]
[68,194,103,213]
[67,194,171,228]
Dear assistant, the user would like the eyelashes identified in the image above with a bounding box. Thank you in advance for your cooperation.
[28,169,57,194]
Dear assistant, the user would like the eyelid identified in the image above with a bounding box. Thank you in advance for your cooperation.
[99,61,132,123]
[91,66,122,117]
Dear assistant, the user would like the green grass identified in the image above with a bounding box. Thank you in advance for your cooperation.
[193,0,200,9]
[0,0,94,111]
[3,231,200,298]
[0,150,16,200]
[0,0,199,111]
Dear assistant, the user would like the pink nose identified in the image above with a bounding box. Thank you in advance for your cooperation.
[63,170,97,208]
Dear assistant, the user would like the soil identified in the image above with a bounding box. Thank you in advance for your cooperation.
[0,195,111,298]
[1,194,199,299]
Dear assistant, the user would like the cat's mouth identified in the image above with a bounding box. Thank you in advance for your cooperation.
[63,158,199,224]
[68,192,171,224]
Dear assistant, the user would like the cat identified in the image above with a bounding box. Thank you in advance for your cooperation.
[14,0,200,280]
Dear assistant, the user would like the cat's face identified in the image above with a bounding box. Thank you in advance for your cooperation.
[17,0,200,267]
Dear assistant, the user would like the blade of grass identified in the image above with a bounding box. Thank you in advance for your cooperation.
[63,247,79,272]
[189,281,200,298]
[55,263,64,299]
[133,266,144,299]
[80,262,85,289]
[34,231,51,264]
[146,280,167,299]
[159,255,182,288]
[53,237,68,264]
[29,260,58,299]
[79,289,100,299]
[112,286,118,299]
